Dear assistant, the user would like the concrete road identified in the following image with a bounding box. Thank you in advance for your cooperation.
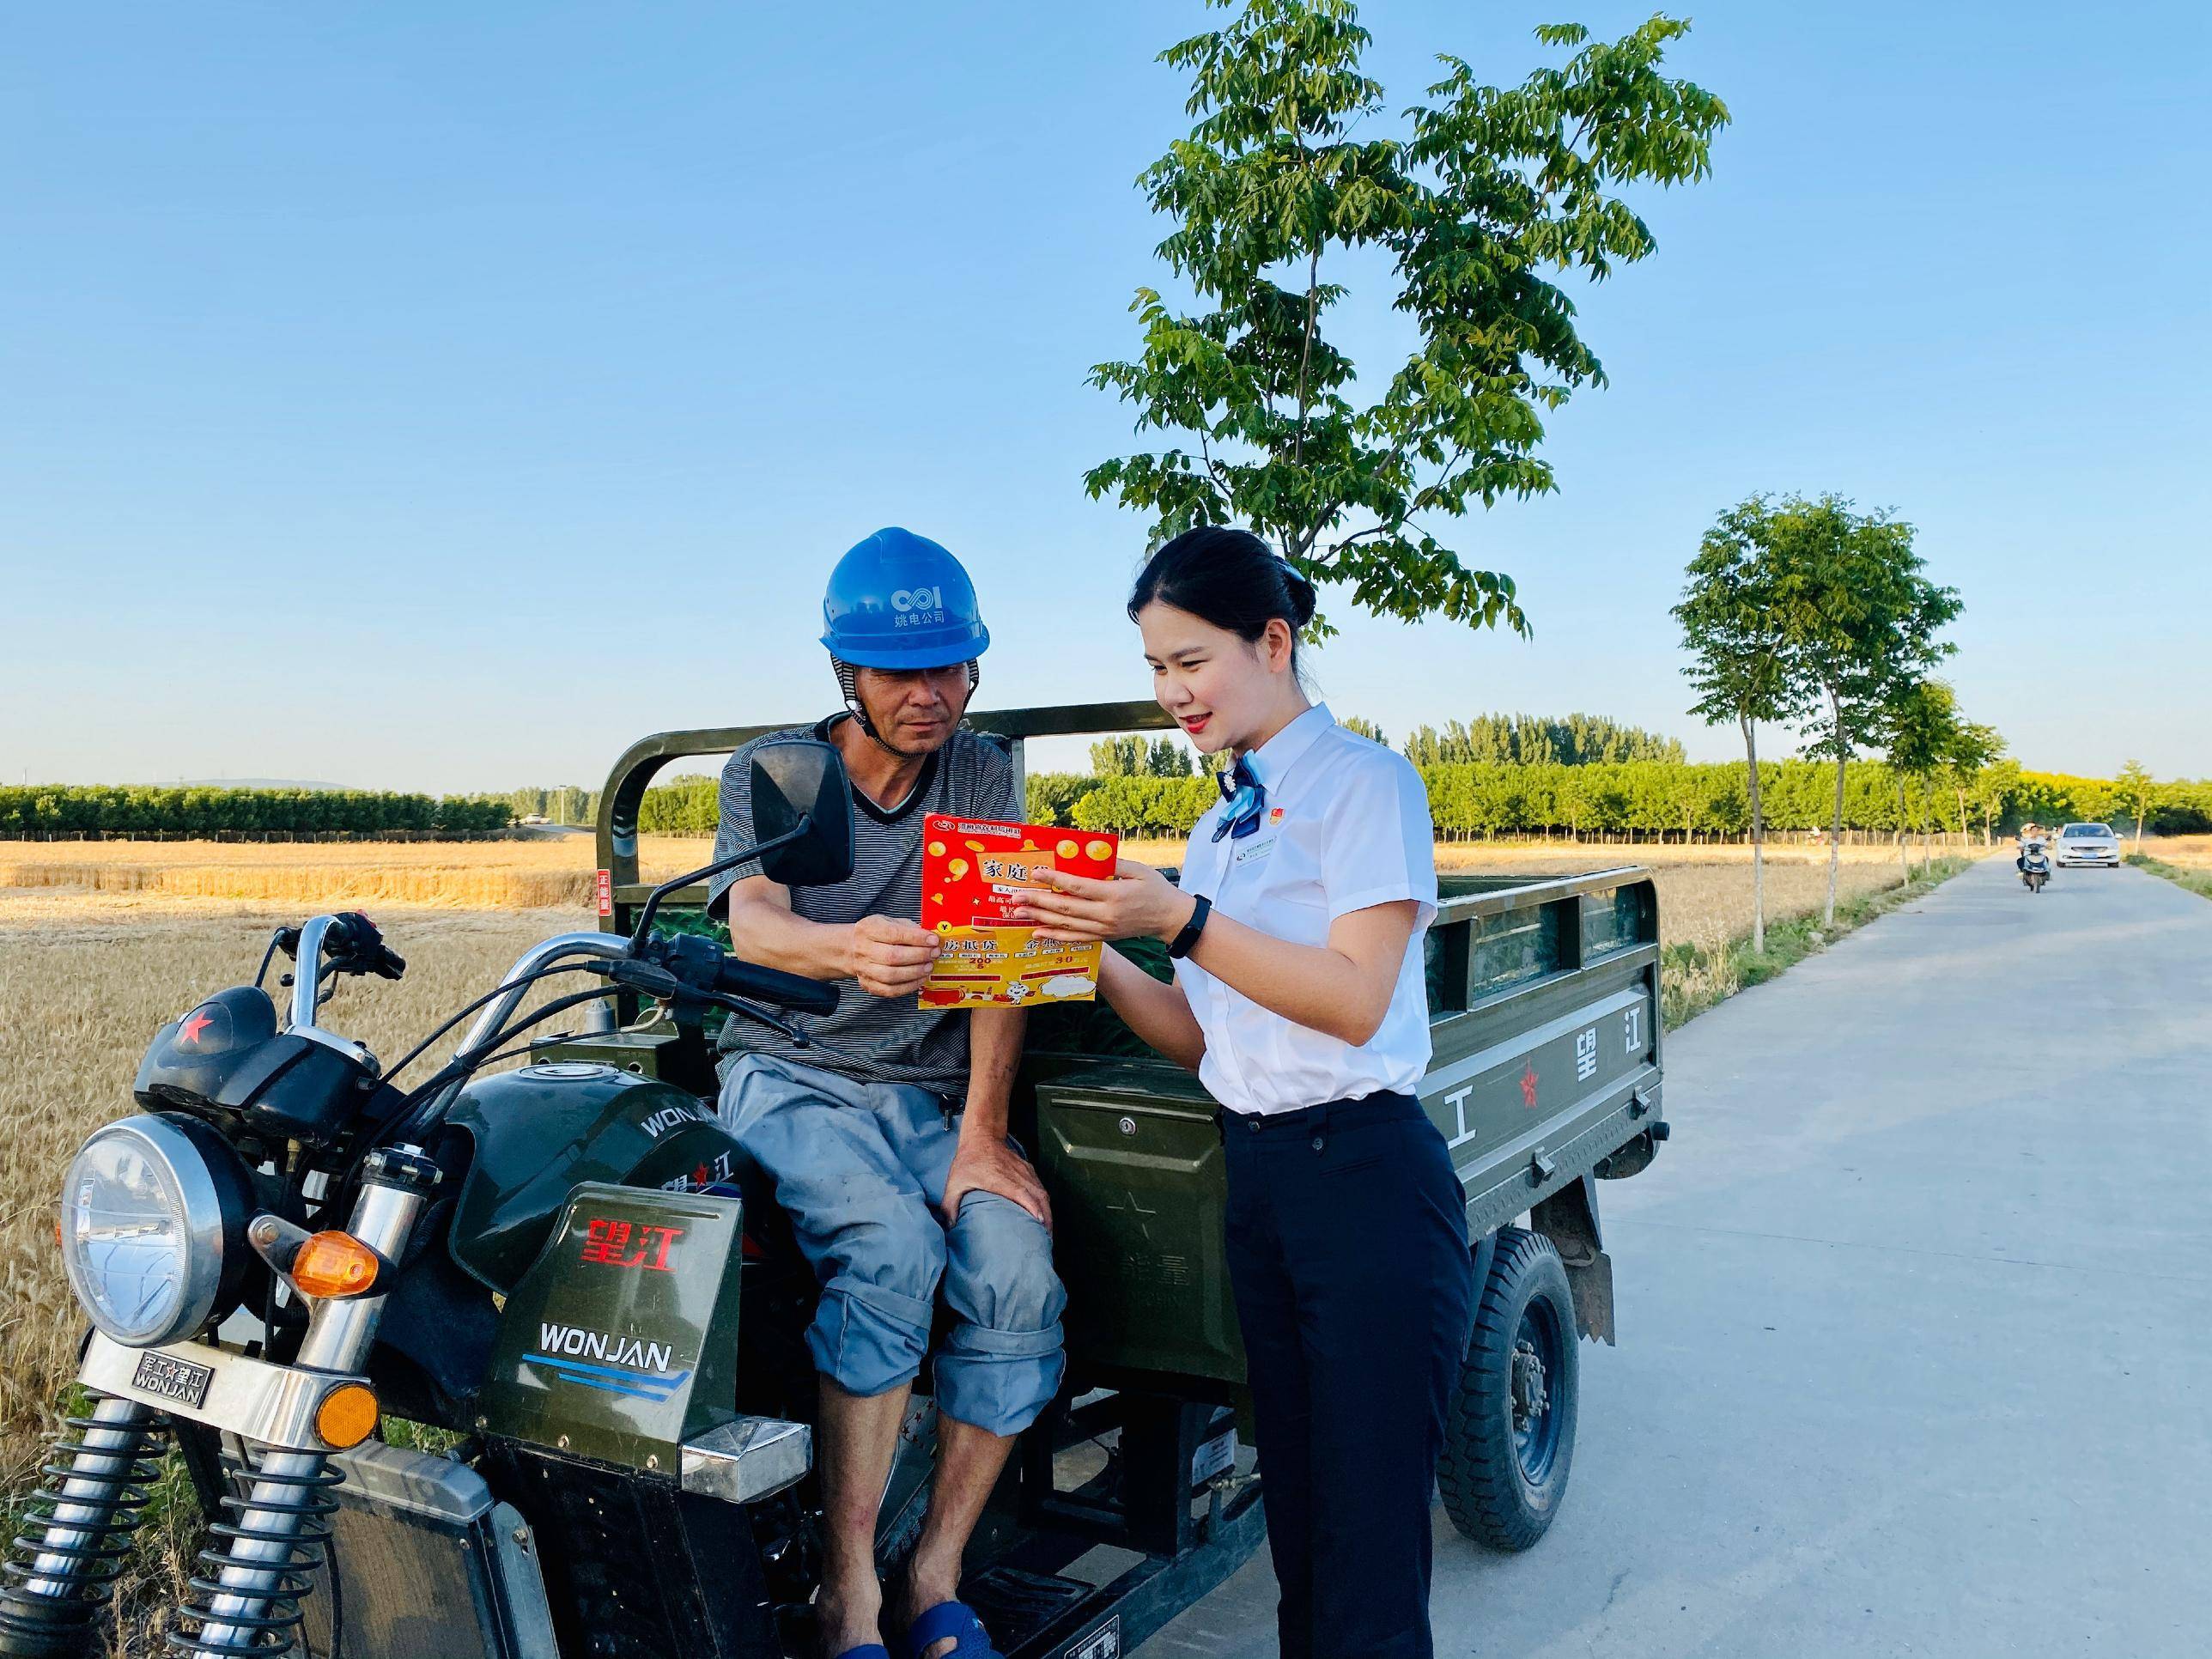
[1142,855,2212,1657]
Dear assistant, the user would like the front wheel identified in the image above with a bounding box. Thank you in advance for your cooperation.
[1438,1226,1578,1552]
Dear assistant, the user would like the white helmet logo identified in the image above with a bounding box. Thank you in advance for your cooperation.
[890,586,945,614]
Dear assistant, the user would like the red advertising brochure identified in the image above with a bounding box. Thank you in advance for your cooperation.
[919,817,1119,1008]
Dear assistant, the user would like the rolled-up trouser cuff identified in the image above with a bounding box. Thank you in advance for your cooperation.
[809,1280,935,1399]
[933,1322,1067,1436]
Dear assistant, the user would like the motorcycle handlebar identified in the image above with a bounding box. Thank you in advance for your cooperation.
[715,955,840,1017]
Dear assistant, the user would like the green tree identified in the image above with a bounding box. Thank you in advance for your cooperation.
[1086,0,1725,635]
[1143,737,1194,777]
[2114,758,2154,849]
[1340,715,1389,747]
[1089,735,1147,777]
[1936,715,2003,851]
[1771,496,1962,923]
[1674,495,1802,951]
[1879,680,1972,878]
[1970,757,2021,844]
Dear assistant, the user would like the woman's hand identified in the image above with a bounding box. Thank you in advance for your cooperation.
[1012,858,1194,945]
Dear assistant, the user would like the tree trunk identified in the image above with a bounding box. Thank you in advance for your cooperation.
[1742,714,1765,955]
[1895,777,1911,882]
[1824,694,1846,927]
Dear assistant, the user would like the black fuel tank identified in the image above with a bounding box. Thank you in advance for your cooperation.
[441,1063,749,1293]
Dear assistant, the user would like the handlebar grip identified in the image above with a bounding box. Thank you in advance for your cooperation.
[714,955,840,1017]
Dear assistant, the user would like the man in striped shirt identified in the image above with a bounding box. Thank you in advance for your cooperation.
[710,529,1060,1659]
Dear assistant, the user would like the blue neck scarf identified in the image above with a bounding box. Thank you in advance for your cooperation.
[1213,756,1267,842]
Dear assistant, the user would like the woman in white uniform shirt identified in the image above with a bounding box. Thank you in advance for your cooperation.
[1014,527,1474,1659]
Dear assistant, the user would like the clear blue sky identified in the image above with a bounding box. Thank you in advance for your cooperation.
[5,1,2207,793]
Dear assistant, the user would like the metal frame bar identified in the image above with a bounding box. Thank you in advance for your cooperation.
[593,701,1177,931]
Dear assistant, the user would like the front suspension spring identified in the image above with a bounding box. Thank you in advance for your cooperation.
[0,1392,167,1652]
[166,1443,342,1657]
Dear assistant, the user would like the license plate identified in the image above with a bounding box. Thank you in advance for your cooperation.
[131,1350,215,1409]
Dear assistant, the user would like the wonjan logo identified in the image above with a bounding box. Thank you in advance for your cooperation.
[525,1322,692,1401]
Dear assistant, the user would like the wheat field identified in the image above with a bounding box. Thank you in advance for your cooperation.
[0,905,586,1485]
[0,834,709,913]
[2142,833,2212,868]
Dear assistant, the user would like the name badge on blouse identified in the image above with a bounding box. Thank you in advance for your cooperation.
[1232,834,1279,866]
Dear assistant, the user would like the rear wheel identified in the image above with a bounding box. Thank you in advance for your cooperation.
[1438,1226,1578,1552]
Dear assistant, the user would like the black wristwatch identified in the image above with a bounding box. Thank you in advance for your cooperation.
[1166,893,1212,959]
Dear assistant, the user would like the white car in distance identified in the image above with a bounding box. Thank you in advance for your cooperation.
[2054,822,2122,868]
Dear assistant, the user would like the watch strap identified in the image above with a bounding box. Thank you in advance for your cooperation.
[1166,893,1212,959]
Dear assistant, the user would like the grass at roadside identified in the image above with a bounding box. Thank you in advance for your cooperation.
[2127,851,2212,900]
[1660,856,1973,1028]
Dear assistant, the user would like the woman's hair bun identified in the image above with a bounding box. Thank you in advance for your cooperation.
[1279,561,1318,629]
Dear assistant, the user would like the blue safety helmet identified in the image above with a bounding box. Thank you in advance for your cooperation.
[820,528,991,671]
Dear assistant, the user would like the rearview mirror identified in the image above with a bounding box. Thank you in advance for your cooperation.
[750,739,854,887]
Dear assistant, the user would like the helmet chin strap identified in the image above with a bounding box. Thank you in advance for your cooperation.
[832,659,980,761]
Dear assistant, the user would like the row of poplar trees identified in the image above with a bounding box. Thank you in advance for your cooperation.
[1674,495,1971,952]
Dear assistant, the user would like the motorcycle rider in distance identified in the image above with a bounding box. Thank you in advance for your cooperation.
[707,530,1062,1659]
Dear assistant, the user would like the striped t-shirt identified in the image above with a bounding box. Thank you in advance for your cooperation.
[708,714,1020,1091]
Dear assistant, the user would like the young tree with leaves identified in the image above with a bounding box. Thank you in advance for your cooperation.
[1936,714,2002,852]
[1880,680,1978,878]
[1087,0,1726,635]
[2114,758,2155,848]
[1674,495,1802,951]
[1768,496,1962,922]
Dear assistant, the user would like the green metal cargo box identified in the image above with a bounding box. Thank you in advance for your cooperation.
[1028,867,1662,1393]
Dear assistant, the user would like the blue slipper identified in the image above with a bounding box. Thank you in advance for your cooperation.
[903,1600,1001,1659]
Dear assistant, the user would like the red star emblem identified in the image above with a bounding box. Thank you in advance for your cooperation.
[1520,1061,1539,1109]
[179,1008,215,1046]
[692,1163,711,1186]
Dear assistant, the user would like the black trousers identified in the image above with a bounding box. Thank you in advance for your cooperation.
[1221,1091,1474,1659]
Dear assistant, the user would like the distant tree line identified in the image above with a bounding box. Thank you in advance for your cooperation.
[507,785,593,824]
[15,751,2202,847]
[1020,759,2212,842]
[1088,736,1195,778]
[0,785,514,838]
[1403,714,1685,767]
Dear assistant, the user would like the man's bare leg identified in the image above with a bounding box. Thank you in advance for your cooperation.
[902,1413,1019,1659]
[817,1376,911,1658]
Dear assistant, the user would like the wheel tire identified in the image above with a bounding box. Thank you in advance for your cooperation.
[1438,1226,1579,1552]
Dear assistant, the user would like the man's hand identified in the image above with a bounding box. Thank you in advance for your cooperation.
[941,1134,1053,1232]
[847,915,942,999]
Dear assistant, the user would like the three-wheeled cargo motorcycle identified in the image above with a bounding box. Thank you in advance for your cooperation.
[2,703,1671,1659]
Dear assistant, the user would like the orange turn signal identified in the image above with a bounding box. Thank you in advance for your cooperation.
[290,1231,380,1299]
[314,1382,379,1449]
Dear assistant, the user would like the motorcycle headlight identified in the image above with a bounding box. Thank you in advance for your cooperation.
[59,1115,247,1348]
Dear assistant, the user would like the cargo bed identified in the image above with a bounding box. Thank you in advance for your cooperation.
[1026,866,1665,1392]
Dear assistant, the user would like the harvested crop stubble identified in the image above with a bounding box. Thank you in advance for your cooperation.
[0,835,709,912]
[0,902,586,1495]
[2143,834,2212,868]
